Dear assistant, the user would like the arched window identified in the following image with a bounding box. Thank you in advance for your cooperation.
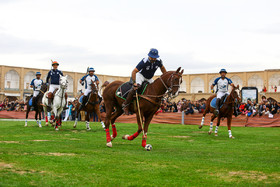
[230,75,243,89]
[268,74,280,92]
[191,77,204,93]
[208,76,217,93]
[77,79,84,94]
[5,70,20,90]
[24,71,35,90]
[66,75,74,93]
[248,75,263,92]
[179,78,187,93]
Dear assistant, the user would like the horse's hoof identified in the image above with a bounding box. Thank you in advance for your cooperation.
[39,125,42,128]
[106,142,112,148]
[199,125,203,129]
[208,131,212,135]
[111,135,115,141]
[87,128,91,131]
[215,133,218,136]
[73,125,76,128]
[229,136,235,139]
[55,128,59,131]
[122,135,129,140]
[45,123,48,126]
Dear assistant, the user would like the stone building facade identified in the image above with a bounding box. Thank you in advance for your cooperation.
[0,65,279,102]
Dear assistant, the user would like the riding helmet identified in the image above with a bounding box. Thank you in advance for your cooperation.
[219,69,227,74]
[148,48,160,59]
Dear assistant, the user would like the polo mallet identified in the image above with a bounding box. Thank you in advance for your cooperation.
[135,91,145,136]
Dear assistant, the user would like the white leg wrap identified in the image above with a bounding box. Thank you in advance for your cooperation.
[201,117,205,126]
[86,121,90,130]
[210,122,213,131]
[228,130,232,137]
[215,126,219,133]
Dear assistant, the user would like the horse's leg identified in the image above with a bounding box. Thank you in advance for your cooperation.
[215,117,221,136]
[199,106,209,129]
[73,106,80,128]
[53,107,59,131]
[104,105,113,148]
[85,112,91,130]
[227,115,234,139]
[208,114,216,135]
[35,110,39,126]
[25,106,30,127]
[44,107,49,126]
[141,114,154,148]
[109,107,123,141]
[38,107,42,128]
[122,110,143,141]
[96,106,105,130]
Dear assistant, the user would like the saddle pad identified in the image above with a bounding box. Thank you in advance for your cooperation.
[210,95,228,109]
[79,95,84,104]
[116,82,148,100]
[28,97,33,106]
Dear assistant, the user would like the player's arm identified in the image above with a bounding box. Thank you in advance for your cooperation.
[160,65,167,74]
[30,79,34,88]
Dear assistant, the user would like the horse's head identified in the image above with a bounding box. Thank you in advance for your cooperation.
[90,80,98,93]
[161,67,184,97]
[41,83,48,93]
[231,84,241,104]
[59,75,68,89]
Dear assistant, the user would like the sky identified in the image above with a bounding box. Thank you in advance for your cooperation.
[0,0,279,76]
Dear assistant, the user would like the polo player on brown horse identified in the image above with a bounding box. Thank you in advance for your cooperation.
[73,67,105,130]
[103,48,184,149]
[199,69,240,138]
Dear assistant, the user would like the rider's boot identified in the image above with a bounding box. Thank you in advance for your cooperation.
[214,98,221,116]
[122,88,136,115]
[47,92,53,112]
[79,95,88,110]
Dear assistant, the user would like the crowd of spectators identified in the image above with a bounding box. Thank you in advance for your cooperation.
[237,96,280,118]
[156,98,206,115]
[0,98,25,112]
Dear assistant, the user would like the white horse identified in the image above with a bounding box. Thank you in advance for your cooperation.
[42,75,68,130]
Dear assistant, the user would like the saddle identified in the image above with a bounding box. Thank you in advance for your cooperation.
[116,81,149,100]
[28,97,33,106]
[78,92,98,106]
[210,94,228,109]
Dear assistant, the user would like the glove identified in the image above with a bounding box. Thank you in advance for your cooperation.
[211,89,214,93]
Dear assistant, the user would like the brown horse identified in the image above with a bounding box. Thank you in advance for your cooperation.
[199,85,240,138]
[73,80,105,130]
[25,83,48,127]
[102,67,184,148]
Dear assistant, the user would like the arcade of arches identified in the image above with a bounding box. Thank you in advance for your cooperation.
[0,65,279,101]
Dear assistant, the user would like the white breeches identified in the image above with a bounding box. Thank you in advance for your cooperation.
[49,84,60,93]
[217,91,229,99]
[136,72,154,85]
[33,90,39,97]
[84,89,91,96]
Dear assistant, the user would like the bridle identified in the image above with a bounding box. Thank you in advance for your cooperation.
[159,72,182,100]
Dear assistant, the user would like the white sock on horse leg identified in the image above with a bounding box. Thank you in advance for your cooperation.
[201,117,205,126]
[210,122,213,131]
[228,130,232,137]
[215,126,219,133]
[86,121,90,129]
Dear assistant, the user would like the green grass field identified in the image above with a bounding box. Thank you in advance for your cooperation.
[0,120,279,186]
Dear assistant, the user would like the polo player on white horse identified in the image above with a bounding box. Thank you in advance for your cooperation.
[45,61,68,112]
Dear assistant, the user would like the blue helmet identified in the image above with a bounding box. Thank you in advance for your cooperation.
[219,69,227,74]
[36,72,41,75]
[88,67,95,72]
[148,48,159,58]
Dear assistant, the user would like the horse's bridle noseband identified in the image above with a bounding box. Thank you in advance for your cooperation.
[160,72,182,99]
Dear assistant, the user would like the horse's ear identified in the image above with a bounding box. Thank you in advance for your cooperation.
[236,84,239,89]
[180,69,184,75]
[65,75,68,79]
[176,67,181,73]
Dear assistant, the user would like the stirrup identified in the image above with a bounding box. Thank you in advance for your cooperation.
[214,109,219,116]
